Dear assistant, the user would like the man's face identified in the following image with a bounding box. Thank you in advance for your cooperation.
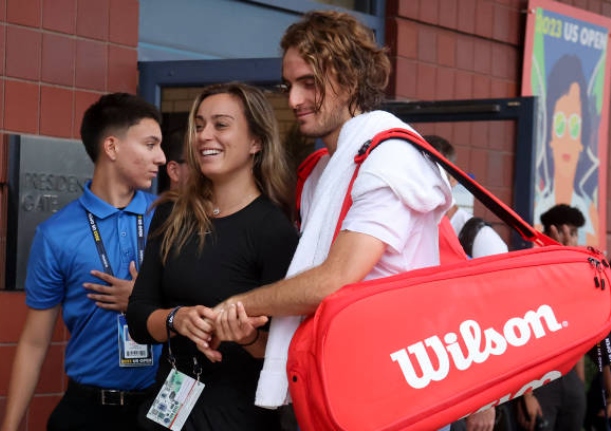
[113,118,165,190]
[282,47,353,152]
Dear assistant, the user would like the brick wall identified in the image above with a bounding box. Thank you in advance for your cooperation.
[0,1,140,430]
[386,0,611,252]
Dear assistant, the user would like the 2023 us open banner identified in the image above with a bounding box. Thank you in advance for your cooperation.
[522,0,611,250]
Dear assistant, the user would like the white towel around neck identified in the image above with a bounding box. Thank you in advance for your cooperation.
[255,111,448,408]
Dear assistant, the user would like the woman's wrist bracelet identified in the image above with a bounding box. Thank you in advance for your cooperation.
[166,306,184,333]
[238,329,260,347]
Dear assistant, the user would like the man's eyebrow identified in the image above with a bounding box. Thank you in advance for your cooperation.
[282,74,315,84]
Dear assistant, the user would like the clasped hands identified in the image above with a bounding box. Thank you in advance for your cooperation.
[170,301,267,362]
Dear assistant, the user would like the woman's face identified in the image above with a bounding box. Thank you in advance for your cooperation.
[192,93,261,182]
[549,82,583,179]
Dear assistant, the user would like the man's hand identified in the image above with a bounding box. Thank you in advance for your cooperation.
[84,261,138,312]
[517,394,543,431]
[465,408,495,431]
[194,299,268,362]
[216,302,268,344]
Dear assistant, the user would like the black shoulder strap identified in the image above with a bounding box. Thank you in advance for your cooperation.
[458,217,490,257]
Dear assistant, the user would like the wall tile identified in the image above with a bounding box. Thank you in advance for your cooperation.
[0,345,16,396]
[40,86,73,138]
[454,121,472,146]
[4,80,39,134]
[0,80,4,130]
[28,394,62,431]
[507,7,521,46]
[457,0,476,34]
[75,39,106,91]
[472,74,491,99]
[493,4,512,43]
[393,57,417,99]
[416,63,437,100]
[419,0,439,25]
[574,0,588,10]
[418,26,437,63]
[454,70,473,100]
[491,44,509,79]
[437,32,456,67]
[5,26,41,81]
[6,0,40,27]
[456,37,474,72]
[490,77,509,98]
[469,147,489,183]
[42,33,75,86]
[397,1,418,19]
[109,0,138,47]
[587,0,602,14]
[43,0,76,34]
[488,121,507,151]
[434,122,453,141]
[76,0,109,41]
[73,90,101,138]
[0,292,27,342]
[475,0,494,39]
[471,121,490,150]
[438,0,457,29]
[0,24,5,76]
[107,45,137,93]
[396,19,417,60]
[473,39,491,75]
[435,67,454,99]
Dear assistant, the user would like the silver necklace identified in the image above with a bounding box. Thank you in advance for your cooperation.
[211,193,258,217]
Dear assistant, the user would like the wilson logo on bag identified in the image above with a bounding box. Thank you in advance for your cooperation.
[287,128,611,431]
[390,304,564,390]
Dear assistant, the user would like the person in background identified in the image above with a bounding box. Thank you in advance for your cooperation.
[127,82,299,430]
[195,10,452,431]
[0,93,165,431]
[425,134,508,258]
[517,204,586,431]
[425,134,505,430]
[159,126,190,192]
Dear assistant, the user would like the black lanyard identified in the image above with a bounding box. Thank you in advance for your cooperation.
[87,211,145,276]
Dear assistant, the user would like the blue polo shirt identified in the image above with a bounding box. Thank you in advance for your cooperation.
[25,181,161,390]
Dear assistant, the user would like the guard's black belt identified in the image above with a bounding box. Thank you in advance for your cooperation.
[67,379,150,407]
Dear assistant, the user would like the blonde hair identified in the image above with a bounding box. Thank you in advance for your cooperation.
[155,82,294,263]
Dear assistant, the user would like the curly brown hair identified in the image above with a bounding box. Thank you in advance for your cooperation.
[281,10,390,115]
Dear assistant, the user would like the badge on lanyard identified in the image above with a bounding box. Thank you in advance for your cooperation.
[146,368,205,430]
[117,314,154,367]
[87,212,153,368]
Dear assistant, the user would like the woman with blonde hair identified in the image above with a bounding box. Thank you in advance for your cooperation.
[127,82,298,430]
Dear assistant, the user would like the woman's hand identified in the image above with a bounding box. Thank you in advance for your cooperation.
[171,305,219,353]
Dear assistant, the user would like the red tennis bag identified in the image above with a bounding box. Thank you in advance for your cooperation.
[287,128,611,431]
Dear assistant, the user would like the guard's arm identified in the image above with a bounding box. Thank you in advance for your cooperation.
[0,306,60,431]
